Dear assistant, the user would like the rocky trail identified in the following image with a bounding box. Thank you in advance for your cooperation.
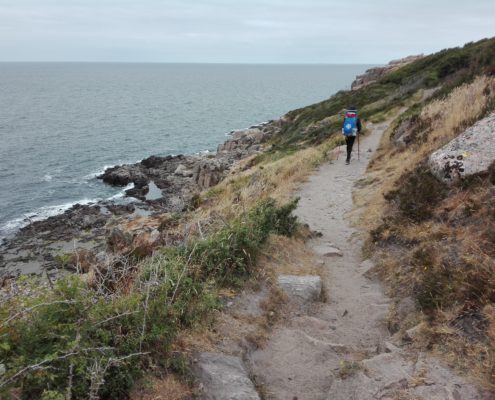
[193,122,492,399]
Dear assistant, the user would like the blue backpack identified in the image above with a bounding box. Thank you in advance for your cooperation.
[343,111,358,136]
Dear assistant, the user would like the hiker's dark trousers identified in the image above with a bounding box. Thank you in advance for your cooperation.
[345,135,356,162]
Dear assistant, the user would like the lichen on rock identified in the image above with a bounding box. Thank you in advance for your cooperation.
[429,112,495,184]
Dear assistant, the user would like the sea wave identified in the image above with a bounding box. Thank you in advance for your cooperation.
[83,165,116,180]
[0,198,99,239]
[83,160,144,181]
[0,183,135,240]
[108,183,134,200]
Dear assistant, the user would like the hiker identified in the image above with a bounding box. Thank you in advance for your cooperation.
[342,106,362,164]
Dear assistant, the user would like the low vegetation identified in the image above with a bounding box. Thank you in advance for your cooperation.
[4,36,495,398]
[266,37,495,152]
[358,69,495,384]
[0,199,298,399]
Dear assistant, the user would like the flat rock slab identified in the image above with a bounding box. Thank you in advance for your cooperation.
[429,111,495,184]
[248,327,339,400]
[327,352,414,400]
[313,244,343,257]
[327,352,491,400]
[409,354,491,400]
[194,352,260,400]
[277,275,322,304]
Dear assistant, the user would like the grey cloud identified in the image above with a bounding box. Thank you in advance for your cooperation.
[0,0,494,63]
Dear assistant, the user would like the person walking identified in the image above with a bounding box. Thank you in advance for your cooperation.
[342,106,362,164]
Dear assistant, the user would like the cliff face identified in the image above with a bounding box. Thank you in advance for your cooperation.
[351,54,424,90]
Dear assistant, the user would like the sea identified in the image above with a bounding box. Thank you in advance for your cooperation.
[0,63,371,239]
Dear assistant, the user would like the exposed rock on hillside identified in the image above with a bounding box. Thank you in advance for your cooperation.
[429,112,495,184]
[217,127,267,154]
[351,55,424,90]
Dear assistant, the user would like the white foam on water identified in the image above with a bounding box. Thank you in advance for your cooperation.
[0,183,136,240]
[83,158,146,181]
[0,198,99,239]
[197,149,213,155]
[83,165,116,180]
[108,183,134,200]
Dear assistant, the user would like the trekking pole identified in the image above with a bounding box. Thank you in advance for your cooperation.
[357,132,360,161]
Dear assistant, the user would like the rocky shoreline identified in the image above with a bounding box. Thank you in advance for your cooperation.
[0,120,282,281]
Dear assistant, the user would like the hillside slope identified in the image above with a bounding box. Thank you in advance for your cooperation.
[1,36,495,399]
[352,56,495,386]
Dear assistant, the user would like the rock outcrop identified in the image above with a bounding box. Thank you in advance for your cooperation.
[98,122,276,197]
[429,112,495,184]
[351,55,424,90]
[327,352,489,400]
[217,127,267,155]
[193,160,227,189]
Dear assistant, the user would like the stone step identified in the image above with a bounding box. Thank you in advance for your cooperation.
[326,351,491,400]
[194,352,260,400]
[313,244,343,257]
[277,275,322,304]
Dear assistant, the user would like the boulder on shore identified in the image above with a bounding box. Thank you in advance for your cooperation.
[429,112,495,184]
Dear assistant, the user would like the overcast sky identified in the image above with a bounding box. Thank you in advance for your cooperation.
[0,0,494,64]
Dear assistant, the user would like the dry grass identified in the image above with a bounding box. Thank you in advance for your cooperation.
[357,76,495,232]
[129,375,192,400]
[192,137,339,224]
[420,75,495,141]
[354,76,495,388]
[177,282,278,353]
[338,360,364,379]
[256,234,324,279]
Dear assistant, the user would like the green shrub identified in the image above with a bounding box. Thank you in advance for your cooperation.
[0,198,299,399]
[186,198,298,286]
[384,163,449,222]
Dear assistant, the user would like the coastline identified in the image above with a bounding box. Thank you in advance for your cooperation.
[0,120,280,278]
[3,38,495,398]
[0,58,414,279]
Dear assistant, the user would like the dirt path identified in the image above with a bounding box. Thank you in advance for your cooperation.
[246,123,490,399]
